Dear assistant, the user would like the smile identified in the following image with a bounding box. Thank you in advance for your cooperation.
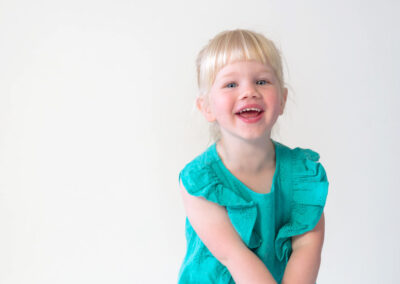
[236,110,264,123]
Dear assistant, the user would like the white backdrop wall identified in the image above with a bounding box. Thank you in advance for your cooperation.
[1,0,399,283]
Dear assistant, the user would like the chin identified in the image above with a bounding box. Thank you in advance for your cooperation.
[237,133,270,142]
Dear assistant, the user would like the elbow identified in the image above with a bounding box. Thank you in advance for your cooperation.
[218,243,248,267]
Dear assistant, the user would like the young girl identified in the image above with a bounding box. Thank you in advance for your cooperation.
[178,29,329,284]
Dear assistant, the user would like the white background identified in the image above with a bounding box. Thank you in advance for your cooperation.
[1,0,399,283]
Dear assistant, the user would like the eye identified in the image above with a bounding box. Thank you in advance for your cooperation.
[256,80,269,85]
[225,82,237,88]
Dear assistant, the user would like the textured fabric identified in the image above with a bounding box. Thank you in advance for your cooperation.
[177,139,329,284]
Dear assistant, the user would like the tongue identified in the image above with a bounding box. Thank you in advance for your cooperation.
[239,111,260,118]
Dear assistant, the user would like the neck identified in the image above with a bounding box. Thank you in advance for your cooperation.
[216,136,275,174]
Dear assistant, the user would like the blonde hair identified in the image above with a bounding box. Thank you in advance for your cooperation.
[195,29,286,143]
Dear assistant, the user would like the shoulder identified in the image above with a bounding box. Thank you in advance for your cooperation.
[178,143,219,195]
[274,140,328,182]
[275,139,321,162]
[178,145,252,208]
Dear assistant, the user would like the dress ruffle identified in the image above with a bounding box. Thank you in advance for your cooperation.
[274,147,329,263]
[179,144,329,266]
[179,160,262,249]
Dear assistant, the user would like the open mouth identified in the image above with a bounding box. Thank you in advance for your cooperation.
[236,110,264,118]
[235,108,264,123]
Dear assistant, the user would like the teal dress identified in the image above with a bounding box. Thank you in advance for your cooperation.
[177,139,329,284]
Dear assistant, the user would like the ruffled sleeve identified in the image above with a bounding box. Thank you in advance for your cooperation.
[274,147,329,263]
[179,159,262,249]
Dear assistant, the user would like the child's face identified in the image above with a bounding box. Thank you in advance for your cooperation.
[198,60,287,141]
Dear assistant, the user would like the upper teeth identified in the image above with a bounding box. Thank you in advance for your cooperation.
[238,107,262,114]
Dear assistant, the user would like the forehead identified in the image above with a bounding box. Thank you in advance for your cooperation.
[216,60,274,78]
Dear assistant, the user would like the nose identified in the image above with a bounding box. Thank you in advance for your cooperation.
[240,82,260,99]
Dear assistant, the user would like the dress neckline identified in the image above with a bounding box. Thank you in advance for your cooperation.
[211,138,280,197]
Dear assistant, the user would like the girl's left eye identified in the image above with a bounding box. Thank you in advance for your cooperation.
[256,80,269,85]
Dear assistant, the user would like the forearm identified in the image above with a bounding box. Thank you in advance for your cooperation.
[223,246,277,284]
[281,245,322,284]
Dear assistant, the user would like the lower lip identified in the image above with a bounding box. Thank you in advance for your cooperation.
[236,111,264,123]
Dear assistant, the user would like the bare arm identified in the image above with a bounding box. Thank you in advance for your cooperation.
[281,212,325,284]
[180,180,277,284]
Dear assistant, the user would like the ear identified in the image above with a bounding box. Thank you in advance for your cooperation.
[196,96,216,122]
[279,88,288,115]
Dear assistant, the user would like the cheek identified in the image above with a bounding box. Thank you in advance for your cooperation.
[212,95,232,112]
[267,93,282,106]
[265,94,283,114]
